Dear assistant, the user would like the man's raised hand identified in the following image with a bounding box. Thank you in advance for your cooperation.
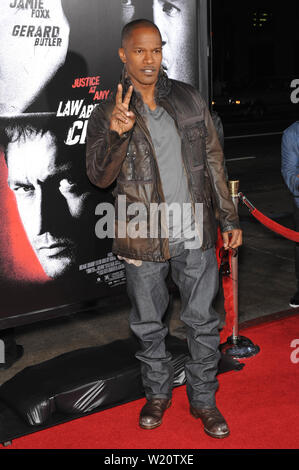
[110,84,136,136]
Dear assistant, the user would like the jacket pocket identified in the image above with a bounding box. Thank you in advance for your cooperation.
[184,120,207,169]
[119,140,153,183]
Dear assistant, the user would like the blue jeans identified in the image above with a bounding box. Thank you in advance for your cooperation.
[124,242,220,409]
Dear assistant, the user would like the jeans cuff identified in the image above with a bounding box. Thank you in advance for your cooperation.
[146,393,172,401]
[190,399,216,409]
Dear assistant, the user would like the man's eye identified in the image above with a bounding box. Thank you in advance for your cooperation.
[13,185,34,195]
[121,0,133,5]
[162,1,180,17]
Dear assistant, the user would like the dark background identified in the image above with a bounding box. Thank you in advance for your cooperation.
[211,0,298,126]
[213,0,299,85]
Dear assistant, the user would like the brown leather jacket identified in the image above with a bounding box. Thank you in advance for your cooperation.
[86,70,239,262]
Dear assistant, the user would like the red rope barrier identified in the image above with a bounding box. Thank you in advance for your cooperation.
[216,191,299,347]
[251,208,299,242]
[239,192,299,242]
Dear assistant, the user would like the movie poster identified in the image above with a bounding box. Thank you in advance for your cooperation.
[0,0,200,328]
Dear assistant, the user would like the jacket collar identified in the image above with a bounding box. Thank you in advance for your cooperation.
[120,65,172,114]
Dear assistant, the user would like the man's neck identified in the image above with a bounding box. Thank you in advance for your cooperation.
[129,77,157,110]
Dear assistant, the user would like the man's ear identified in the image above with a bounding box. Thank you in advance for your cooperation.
[118,47,126,64]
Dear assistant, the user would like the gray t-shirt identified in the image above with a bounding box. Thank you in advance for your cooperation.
[145,104,200,247]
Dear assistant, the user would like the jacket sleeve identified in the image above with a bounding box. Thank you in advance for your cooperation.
[203,102,240,232]
[86,103,132,188]
[281,123,299,196]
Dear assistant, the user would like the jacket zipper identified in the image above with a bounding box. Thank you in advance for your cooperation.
[180,139,204,248]
[134,110,169,261]
[160,100,203,248]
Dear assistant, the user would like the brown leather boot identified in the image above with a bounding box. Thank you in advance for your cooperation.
[190,406,230,439]
[139,398,172,430]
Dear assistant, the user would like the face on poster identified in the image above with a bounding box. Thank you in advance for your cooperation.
[120,0,198,86]
[0,112,124,320]
[3,118,99,280]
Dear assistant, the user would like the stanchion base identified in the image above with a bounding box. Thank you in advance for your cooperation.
[221,335,260,358]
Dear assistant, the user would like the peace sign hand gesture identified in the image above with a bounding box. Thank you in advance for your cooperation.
[110,84,136,136]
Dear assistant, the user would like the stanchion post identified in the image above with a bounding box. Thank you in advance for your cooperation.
[221,180,260,358]
[229,180,240,343]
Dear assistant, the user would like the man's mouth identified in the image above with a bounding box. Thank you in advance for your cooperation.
[38,243,70,257]
[141,68,156,75]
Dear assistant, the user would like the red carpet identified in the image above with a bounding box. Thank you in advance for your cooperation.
[3,313,299,449]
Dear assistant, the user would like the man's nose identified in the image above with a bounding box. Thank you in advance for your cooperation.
[36,187,69,236]
[143,52,154,64]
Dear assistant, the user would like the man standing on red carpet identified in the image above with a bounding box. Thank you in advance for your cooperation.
[86,19,242,439]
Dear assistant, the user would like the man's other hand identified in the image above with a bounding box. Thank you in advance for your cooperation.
[222,229,242,250]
